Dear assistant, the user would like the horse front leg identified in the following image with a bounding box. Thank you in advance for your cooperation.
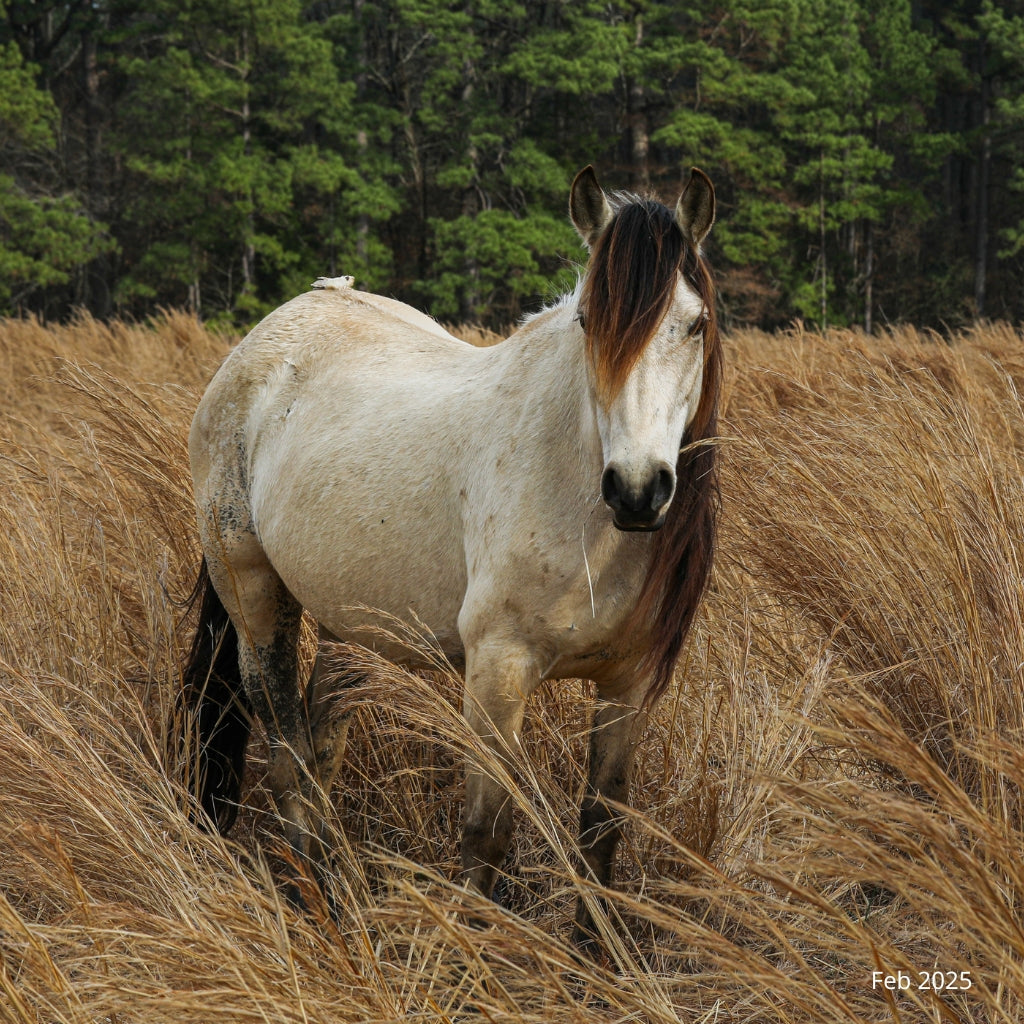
[460,645,541,902]
[572,681,648,951]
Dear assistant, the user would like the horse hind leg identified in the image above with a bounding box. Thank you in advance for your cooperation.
[203,541,324,870]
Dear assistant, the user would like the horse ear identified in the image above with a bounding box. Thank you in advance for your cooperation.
[675,167,715,249]
[570,165,613,248]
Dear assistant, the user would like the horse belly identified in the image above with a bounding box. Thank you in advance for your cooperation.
[249,408,469,665]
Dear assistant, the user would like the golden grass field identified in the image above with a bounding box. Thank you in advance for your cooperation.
[2,310,1024,1022]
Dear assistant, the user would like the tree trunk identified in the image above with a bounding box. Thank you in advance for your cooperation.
[241,96,255,299]
[864,221,873,335]
[819,148,827,329]
[82,24,112,316]
[240,29,255,304]
[356,128,369,266]
[403,110,427,281]
[460,56,480,321]
[974,66,990,319]
[460,145,481,321]
[626,13,649,191]
[354,0,369,271]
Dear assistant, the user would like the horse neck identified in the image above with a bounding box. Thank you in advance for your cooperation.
[496,302,601,458]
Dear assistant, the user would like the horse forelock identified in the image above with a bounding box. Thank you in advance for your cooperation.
[579,196,691,402]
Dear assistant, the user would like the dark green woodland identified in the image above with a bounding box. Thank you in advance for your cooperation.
[2,0,1022,331]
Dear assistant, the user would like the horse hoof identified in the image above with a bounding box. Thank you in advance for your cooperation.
[284,879,307,911]
[490,875,509,908]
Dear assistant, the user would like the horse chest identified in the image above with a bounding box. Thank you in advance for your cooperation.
[460,516,650,675]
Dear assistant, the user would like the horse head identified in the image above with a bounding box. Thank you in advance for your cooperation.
[570,165,716,531]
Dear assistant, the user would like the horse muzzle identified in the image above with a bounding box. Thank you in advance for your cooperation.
[601,462,675,532]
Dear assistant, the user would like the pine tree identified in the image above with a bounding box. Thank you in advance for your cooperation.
[977,0,1024,315]
[352,0,582,322]
[113,0,362,321]
[0,30,109,313]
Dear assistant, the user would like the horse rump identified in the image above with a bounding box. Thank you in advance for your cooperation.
[172,556,251,834]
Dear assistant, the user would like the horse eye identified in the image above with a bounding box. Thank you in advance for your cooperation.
[575,309,586,330]
[687,310,709,337]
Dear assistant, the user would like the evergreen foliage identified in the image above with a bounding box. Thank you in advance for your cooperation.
[0,35,109,307]
[0,0,1021,328]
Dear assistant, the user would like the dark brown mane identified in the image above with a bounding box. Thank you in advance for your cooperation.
[583,196,721,705]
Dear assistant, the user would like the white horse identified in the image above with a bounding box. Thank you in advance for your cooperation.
[177,165,721,948]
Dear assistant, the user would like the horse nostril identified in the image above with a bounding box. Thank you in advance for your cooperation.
[651,466,675,511]
[601,465,624,510]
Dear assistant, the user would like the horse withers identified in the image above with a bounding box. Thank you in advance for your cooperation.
[177,165,721,948]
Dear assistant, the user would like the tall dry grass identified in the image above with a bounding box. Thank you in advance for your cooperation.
[2,310,1024,1021]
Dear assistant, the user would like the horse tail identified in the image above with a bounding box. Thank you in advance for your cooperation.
[174,556,250,834]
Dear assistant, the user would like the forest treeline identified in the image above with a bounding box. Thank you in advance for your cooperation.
[2,0,1023,331]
